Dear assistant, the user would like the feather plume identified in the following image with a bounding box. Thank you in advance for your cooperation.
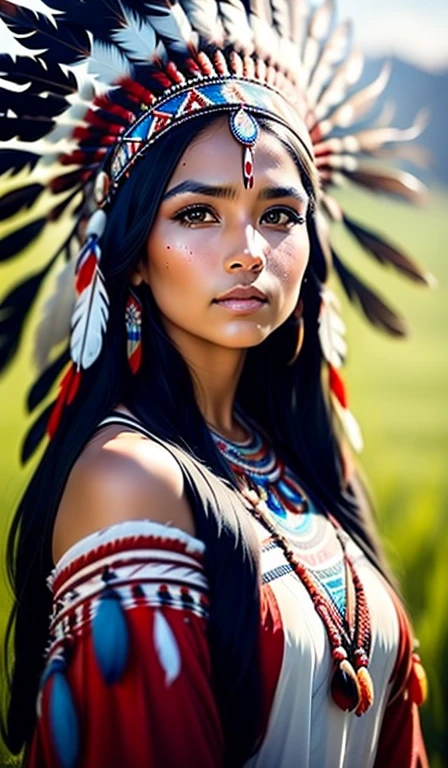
[110,4,157,63]
[0,254,56,371]
[179,0,225,45]
[345,165,426,204]
[88,39,133,83]
[300,0,334,88]
[332,250,408,337]
[139,0,197,57]
[331,393,364,453]
[318,288,347,369]
[307,20,350,107]
[70,247,109,370]
[34,256,76,372]
[1,218,46,261]
[310,48,364,125]
[268,0,290,38]
[28,346,70,412]
[317,62,391,139]
[343,215,430,285]
[218,1,254,53]
[288,0,307,45]
[0,182,44,222]
[21,402,53,461]
[248,0,279,62]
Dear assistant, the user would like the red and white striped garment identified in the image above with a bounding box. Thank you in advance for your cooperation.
[26,518,427,768]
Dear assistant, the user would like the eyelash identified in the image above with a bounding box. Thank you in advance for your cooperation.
[172,204,305,228]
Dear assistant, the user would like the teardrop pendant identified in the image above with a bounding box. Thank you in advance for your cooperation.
[331,659,361,712]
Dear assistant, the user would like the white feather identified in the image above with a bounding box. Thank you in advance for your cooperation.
[318,289,347,369]
[88,40,132,85]
[111,5,157,63]
[153,610,181,686]
[333,398,364,453]
[70,259,109,370]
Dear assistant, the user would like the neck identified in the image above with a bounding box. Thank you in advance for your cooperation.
[165,321,248,437]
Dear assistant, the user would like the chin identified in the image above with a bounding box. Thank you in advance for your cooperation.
[214,324,274,349]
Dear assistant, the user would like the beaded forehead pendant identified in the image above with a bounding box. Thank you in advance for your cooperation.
[229,107,260,189]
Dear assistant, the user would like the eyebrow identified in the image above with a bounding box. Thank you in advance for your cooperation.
[162,181,237,201]
[162,180,307,205]
[258,186,307,205]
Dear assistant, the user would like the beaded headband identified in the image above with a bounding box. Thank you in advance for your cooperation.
[0,0,431,459]
[108,78,313,193]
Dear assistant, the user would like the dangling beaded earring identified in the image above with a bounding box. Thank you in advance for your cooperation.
[287,299,304,366]
[125,288,143,374]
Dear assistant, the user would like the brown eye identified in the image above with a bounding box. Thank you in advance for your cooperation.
[260,207,305,227]
[173,205,219,226]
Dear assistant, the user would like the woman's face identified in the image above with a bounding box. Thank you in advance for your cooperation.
[138,117,311,353]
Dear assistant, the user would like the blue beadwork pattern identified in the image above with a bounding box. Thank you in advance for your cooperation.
[109,77,311,185]
[210,413,347,615]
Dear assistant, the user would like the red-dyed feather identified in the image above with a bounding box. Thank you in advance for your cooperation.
[329,364,348,408]
[47,364,81,438]
[75,253,97,293]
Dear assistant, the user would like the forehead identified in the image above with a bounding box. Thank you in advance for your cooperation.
[168,116,306,191]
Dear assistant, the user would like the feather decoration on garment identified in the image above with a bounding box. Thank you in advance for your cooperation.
[0,0,431,459]
[154,609,181,685]
[92,588,130,684]
[45,656,80,768]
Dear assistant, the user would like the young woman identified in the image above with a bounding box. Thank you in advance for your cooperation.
[0,1,429,766]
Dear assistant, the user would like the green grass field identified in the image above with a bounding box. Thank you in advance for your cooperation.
[0,184,447,766]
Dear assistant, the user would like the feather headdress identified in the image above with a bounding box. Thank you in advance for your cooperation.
[0,0,431,459]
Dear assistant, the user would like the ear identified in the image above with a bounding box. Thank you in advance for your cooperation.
[127,261,145,287]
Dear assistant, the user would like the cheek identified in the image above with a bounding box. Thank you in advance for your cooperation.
[269,232,310,285]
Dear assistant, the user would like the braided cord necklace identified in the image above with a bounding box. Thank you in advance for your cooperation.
[210,416,374,716]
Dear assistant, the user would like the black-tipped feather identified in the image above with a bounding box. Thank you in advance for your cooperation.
[21,403,53,463]
[0,150,39,176]
[0,184,44,223]
[332,250,408,337]
[0,220,46,262]
[0,55,78,97]
[0,4,91,65]
[27,347,70,413]
[0,256,57,372]
[343,215,430,285]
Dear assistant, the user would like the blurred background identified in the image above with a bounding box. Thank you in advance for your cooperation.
[0,0,447,765]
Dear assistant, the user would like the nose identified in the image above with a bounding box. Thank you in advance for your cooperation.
[224,225,266,274]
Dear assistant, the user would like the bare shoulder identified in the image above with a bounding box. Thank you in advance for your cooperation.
[52,423,196,564]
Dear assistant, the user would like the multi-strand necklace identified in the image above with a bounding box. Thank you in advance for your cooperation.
[209,413,374,716]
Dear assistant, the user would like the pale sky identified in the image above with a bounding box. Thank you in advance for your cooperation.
[336,0,448,71]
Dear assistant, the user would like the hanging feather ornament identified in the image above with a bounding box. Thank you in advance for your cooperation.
[329,364,363,453]
[46,209,109,437]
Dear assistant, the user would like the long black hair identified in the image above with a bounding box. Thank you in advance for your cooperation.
[3,113,387,765]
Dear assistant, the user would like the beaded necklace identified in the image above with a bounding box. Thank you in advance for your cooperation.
[210,413,374,716]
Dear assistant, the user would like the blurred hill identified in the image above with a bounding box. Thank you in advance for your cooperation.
[362,57,448,188]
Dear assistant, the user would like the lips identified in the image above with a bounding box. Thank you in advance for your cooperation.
[213,285,268,302]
